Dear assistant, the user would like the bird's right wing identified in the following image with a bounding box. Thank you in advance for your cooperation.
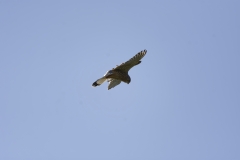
[113,49,147,72]
[108,79,121,90]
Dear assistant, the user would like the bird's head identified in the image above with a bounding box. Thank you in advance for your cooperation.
[122,74,131,84]
[126,77,131,84]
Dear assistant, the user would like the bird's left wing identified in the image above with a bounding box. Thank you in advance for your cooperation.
[107,79,121,90]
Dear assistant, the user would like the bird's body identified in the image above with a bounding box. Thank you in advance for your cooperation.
[106,69,131,83]
[92,49,147,90]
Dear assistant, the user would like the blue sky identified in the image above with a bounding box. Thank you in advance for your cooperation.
[1,0,240,159]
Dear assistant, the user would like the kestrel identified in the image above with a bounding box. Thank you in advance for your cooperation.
[92,49,147,90]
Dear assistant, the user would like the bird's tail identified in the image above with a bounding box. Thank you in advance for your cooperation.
[92,77,107,87]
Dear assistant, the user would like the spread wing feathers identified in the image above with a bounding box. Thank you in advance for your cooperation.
[113,49,147,72]
[107,79,121,90]
[92,77,107,87]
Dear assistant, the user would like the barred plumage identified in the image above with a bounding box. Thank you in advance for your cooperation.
[92,49,147,90]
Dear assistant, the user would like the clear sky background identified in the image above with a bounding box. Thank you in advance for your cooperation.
[1,0,240,159]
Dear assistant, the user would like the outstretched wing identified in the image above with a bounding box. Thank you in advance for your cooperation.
[113,49,147,72]
[108,79,121,90]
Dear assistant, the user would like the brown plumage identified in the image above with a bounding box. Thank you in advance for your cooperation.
[92,49,147,90]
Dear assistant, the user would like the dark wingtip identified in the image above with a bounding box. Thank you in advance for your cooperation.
[92,81,100,87]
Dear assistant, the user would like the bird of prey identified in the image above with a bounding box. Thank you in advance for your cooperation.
[92,49,147,90]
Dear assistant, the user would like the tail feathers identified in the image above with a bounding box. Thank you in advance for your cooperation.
[92,77,106,87]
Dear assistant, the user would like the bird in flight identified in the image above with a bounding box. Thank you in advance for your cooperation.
[92,49,147,90]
